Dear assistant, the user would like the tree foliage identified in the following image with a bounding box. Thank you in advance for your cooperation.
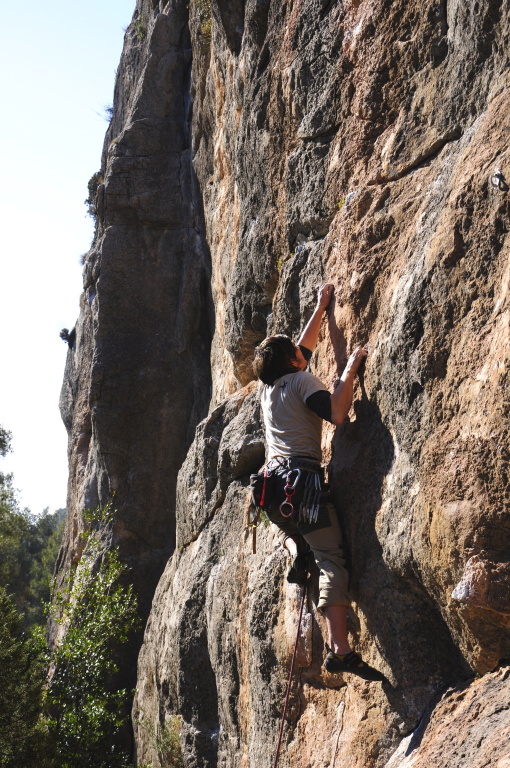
[0,587,48,767]
[0,426,140,766]
[0,426,11,457]
[84,171,103,220]
[0,498,65,628]
[45,501,140,768]
[0,421,65,629]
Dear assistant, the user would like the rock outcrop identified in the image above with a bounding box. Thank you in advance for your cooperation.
[59,0,509,765]
[58,1,212,630]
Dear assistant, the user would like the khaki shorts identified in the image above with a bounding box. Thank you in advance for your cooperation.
[266,470,350,609]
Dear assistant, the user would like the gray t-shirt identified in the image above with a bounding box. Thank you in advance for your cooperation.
[261,371,328,462]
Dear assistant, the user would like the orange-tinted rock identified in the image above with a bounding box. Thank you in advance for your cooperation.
[59,0,510,765]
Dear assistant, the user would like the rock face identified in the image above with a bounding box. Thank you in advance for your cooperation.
[58,1,212,629]
[60,0,510,765]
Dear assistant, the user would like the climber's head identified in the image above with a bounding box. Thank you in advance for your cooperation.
[253,335,302,385]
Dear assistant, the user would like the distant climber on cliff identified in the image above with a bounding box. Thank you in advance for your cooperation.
[252,283,385,682]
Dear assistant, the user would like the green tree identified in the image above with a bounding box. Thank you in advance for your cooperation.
[0,465,140,768]
[0,587,48,767]
[0,500,65,627]
[0,426,11,457]
[45,502,140,768]
[0,478,32,614]
[0,422,65,628]
[0,424,33,614]
[25,509,65,628]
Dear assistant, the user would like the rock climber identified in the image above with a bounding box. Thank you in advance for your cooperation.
[252,283,384,682]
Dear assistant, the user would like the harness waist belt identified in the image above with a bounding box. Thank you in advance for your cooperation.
[266,456,323,477]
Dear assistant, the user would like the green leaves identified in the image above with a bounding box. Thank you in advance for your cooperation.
[0,588,48,767]
[138,715,184,768]
[45,502,140,768]
[0,421,66,629]
[0,425,11,457]
[84,170,104,220]
[0,498,140,767]
[0,478,65,628]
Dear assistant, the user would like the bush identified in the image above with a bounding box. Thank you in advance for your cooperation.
[45,501,140,768]
[138,715,184,768]
[84,171,104,220]
[133,12,147,41]
[189,0,212,41]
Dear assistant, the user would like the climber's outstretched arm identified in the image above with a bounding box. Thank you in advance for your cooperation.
[330,346,368,425]
[297,283,334,352]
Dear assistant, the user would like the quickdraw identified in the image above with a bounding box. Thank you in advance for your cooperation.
[259,468,268,507]
[248,509,260,554]
[298,470,322,523]
[279,468,301,517]
[247,466,274,554]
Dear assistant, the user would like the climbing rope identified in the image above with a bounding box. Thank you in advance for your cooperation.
[272,582,308,768]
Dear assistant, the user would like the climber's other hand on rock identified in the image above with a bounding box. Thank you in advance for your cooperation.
[346,345,368,373]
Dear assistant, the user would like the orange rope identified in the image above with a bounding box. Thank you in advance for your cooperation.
[273,583,307,768]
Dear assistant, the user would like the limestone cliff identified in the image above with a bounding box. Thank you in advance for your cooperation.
[58,3,212,626]
[59,0,509,766]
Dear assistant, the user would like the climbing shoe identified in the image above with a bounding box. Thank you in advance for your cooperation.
[287,552,311,585]
[324,645,385,682]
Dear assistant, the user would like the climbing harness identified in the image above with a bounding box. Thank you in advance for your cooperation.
[272,581,308,768]
[279,468,301,517]
[247,457,324,550]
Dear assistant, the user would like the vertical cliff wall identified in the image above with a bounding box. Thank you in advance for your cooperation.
[59,0,509,766]
[58,0,212,627]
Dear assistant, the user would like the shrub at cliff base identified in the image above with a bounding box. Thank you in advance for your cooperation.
[138,715,184,768]
[45,503,140,768]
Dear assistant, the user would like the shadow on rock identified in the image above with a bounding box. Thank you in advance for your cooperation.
[328,371,472,732]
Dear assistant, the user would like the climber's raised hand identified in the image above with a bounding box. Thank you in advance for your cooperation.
[297,283,335,352]
[317,283,334,311]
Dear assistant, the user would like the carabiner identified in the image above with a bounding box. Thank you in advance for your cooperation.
[279,468,301,517]
[285,468,301,490]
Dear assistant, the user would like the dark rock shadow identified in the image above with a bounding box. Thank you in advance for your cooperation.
[326,365,473,733]
[178,578,220,766]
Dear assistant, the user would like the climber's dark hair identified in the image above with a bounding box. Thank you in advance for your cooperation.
[252,334,300,385]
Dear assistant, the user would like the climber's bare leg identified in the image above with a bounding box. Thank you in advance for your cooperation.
[286,535,351,654]
[284,536,298,557]
[324,605,351,655]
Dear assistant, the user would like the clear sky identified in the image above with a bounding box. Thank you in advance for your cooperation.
[0,0,135,515]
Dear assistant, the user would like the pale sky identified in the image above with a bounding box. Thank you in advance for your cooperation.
[0,0,135,514]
